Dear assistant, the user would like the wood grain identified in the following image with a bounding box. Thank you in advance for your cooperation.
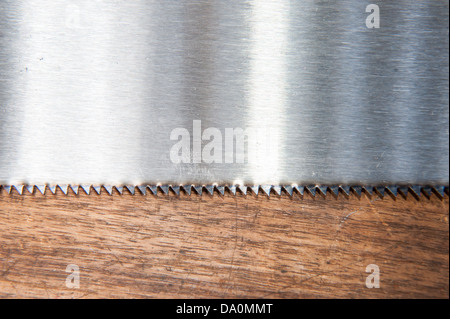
[0,189,448,299]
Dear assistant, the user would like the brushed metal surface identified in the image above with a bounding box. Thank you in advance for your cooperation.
[0,0,448,186]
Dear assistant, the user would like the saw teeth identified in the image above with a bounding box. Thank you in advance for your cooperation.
[147,185,157,195]
[250,186,259,196]
[48,185,57,194]
[387,185,398,196]
[421,186,432,198]
[434,186,445,199]
[398,186,409,197]
[36,185,46,195]
[284,186,294,196]
[124,185,134,195]
[216,186,225,195]
[205,185,214,195]
[261,185,272,196]
[364,186,374,196]
[115,186,123,194]
[410,186,421,198]
[295,186,305,196]
[193,186,203,195]
[318,186,327,196]
[352,186,362,197]
[228,185,237,195]
[81,185,91,195]
[306,185,316,196]
[25,185,34,194]
[13,185,24,195]
[92,186,101,195]
[182,185,191,195]
[104,185,113,195]
[272,186,282,196]
[136,185,146,195]
[69,185,79,195]
[329,186,339,196]
[340,186,350,196]
[159,185,169,195]
[238,185,247,195]
[171,185,180,195]
[1,185,447,200]
[58,185,69,195]
[375,186,385,197]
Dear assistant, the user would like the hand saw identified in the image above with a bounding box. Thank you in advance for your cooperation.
[0,0,448,198]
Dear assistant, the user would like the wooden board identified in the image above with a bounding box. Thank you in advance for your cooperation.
[0,190,448,298]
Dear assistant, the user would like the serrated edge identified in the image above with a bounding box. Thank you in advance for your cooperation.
[0,185,448,200]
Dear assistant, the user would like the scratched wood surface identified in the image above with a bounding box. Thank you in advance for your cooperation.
[0,189,448,299]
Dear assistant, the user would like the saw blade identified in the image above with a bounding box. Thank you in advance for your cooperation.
[1,184,449,200]
[0,1,448,190]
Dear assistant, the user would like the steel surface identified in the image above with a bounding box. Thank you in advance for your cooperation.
[0,1,448,187]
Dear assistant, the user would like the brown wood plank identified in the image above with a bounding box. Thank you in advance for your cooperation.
[0,190,448,298]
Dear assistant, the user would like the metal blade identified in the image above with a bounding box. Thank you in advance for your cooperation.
[0,1,448,188]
